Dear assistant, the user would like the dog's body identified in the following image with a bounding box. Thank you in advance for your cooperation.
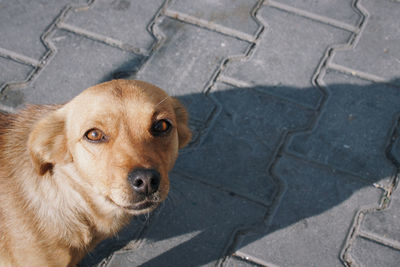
[0,80,191,266]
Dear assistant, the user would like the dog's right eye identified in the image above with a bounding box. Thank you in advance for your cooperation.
[84,129,108,143]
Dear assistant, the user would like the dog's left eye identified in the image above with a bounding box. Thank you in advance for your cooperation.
[84,128,108,143]
[151,119,172,136]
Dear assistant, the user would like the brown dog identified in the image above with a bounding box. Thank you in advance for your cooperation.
[0,80,191,266]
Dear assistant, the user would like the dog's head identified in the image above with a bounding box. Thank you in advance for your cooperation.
[28,80,191,215]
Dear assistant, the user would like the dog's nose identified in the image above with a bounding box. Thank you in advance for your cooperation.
[128,168,161,196]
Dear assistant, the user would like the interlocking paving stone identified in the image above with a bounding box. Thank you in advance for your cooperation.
[9,30,143,106]
[133,16,249,125]
[332,0,400,85]
[271,0,361,26]
[175,82,314,204]
[0,0,84,60]
[360,184,400,245]
[167,0,260,36]
[288,70,399,182]
[105,173,266,267]
[349,236,400,267]
[0,57,33,89]
[221,5,351,108]
[64,0,164,53]
[234,154,381,266]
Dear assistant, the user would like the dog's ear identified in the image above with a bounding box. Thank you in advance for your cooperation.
[172,98,192,149]
[28,110,71,175]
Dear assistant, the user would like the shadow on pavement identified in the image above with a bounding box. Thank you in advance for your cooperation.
[80,79,400,266]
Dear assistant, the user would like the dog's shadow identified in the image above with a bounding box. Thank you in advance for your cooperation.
[80,79,400,266]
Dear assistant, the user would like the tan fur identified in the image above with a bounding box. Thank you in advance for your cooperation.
[0,80,191,266]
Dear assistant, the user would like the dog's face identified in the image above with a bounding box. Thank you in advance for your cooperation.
[28,80,191,215]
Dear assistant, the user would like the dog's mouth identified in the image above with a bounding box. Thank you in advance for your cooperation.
[125,200,159,211]
[107,196,161,214]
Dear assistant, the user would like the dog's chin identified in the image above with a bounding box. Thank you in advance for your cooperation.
[107,197,161,215]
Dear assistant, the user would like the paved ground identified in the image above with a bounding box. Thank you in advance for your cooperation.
[1,0,400,266]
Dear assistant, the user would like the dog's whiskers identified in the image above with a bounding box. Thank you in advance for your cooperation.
[155,96,170,107]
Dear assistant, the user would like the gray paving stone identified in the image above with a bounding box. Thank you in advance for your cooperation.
[272,0,361,26]
[224,256,263,267]
[332,0,400,85]
[234,154,381,267]
[221,5,351,108]
[360,183,400,245]
[10,30,143,106]
[0,57,33,90]
[105,173,266,267]
[167,0,260,36]
[64,0,164,53]
[288,70,399,182]
[175,82,314,204]
[0,0,83,60]
[349,236,400,267]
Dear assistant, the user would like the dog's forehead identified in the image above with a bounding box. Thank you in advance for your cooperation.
[85,80,168,102]
[64,80,174,133]
[70,80,170,111]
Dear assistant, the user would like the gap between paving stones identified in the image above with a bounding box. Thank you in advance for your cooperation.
[164,0,265,43]
[57,0,173,57]
[232,252,277,267]
[164,9,256,43]
[0,47,40,67]
[57,22,147,55]
[217,76,317,112]
[229,255,268,267]
[358,230,400,251]
[173,169,269,209]
[265,0,360,33]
